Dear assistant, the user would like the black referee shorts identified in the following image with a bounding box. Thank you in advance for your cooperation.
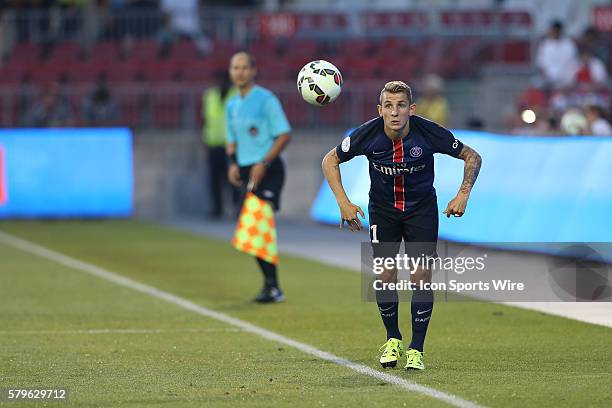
[368,194,439,261]
[238,158,285,211]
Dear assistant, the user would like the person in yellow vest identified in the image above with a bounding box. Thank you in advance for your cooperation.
[202,71,236,218]
[415,74,449,128]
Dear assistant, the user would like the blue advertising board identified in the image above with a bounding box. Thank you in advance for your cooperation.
[311,130,612,244]
[0,128,133,218]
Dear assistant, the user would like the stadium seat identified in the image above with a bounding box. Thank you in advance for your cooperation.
[300,13,349,33]
[181,60,216,83]
[90,41,119,60]
[500,11,532,28]
[362,12,430,32]
[116,93,141,127]
[151,92,182,128]
[50,41,84,61]
[501,41,531,63]
[281,93,310,127]
[343,56,379,79]
[318,98,344,126]
[143,60,180,83]
[31,60,67,84]
[210,40,238,63]
[338,39,373,56]
[249,40,282,58]
[129,39,160,61]
[257,62,292,81]
[107,60,144,84]
[284,40,319,59]
[10,42,41,62]
[0,68,25,85]
[69,60,109,84]
[168,40,200,61]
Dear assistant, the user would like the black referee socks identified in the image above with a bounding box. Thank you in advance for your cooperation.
[256,257,279,289]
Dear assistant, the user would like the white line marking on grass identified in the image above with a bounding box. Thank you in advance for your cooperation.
[0,328,241,335]
[0,230,486,408]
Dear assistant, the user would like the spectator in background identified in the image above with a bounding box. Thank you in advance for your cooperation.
[535,20,577,90]
[24,84,73,127]
[585,105,612,136]
[81,74,119,126]
[202,70,236,218]
[416,74,449,127]
[56,0,87,37]
[158,0,211,55]
[109,0,161,40]
[578,26,609,66]
[572,48,608,90]
[18,74,38,126]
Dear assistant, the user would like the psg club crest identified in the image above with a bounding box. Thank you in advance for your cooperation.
[341,136,350,152]
[410,146,423,158]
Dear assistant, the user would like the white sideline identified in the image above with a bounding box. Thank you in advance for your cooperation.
[0,230,486,408]
[0,328,241,335]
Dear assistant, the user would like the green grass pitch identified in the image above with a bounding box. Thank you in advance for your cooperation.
[0,220,611,407]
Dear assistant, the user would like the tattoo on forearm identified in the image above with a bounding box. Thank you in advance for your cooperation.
[458,145,482,194]
[328,149,340,167]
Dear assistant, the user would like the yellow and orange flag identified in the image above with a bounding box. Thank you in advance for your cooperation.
[232,192,278,265]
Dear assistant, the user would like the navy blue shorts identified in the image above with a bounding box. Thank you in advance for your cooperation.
[368,194,439,260]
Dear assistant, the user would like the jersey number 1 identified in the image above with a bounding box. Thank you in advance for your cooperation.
[370,224,379,243]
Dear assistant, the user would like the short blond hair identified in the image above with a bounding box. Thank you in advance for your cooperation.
[379,81,412,104]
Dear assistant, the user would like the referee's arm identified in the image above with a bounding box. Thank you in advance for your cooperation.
[248,133,291,189]
[225,102,243,186]
[263,133,291,163]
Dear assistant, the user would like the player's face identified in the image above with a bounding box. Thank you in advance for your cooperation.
[377,92,416,133]
[229,54,256,88]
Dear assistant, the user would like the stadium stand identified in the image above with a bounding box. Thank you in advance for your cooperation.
[0,2,608,132]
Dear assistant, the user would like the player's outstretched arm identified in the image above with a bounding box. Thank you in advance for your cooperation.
[443,144,482,218]
[321,148,365,231]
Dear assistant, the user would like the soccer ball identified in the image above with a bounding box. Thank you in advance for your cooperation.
[297,60,343,106]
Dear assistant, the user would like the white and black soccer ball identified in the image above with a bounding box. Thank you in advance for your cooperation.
[297,60,343,106]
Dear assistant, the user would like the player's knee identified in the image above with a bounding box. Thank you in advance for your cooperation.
[410,267,431,284]
[379,268,397,283]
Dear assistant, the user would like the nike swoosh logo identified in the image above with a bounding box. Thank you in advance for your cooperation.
[373,151,386,155]
[416,308,432,315]
[379,306,394,312]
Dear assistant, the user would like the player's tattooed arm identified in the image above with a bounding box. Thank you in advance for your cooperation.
[457,144,482,195]
[443,144,482,218]
[322,148,365,231]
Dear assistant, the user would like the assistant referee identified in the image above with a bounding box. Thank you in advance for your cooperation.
[225,51,292,303]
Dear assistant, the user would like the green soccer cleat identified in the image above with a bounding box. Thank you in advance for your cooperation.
[405,348,425,370]
[379,338,404,368]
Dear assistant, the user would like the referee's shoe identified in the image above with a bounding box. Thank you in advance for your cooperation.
[253,286,285,303]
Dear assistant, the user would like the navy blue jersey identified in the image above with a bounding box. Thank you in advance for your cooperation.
[335,115,463,212]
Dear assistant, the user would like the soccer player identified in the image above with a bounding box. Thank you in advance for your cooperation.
[321,81,482,370]
[226,51,291,303]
